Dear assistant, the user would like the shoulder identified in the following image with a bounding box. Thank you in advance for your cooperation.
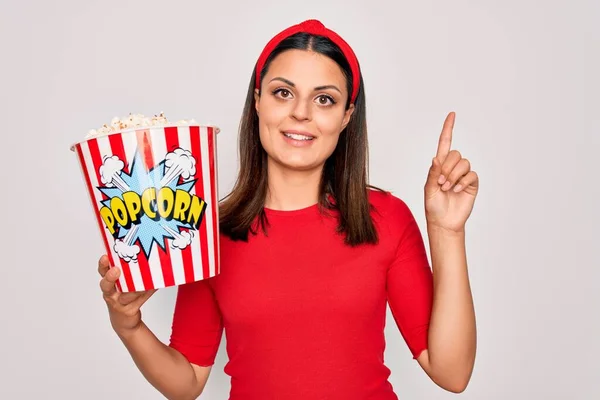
[367,188,421,241]
[368,188,415,221]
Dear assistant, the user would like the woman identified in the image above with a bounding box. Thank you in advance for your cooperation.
[98,19,478,399]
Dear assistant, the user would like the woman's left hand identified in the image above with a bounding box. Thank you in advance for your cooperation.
[424,112,479,233]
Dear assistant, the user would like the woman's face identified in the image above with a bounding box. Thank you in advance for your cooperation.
[255,49,355,172]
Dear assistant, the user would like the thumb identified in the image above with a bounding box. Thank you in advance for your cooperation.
[425,157,443,191]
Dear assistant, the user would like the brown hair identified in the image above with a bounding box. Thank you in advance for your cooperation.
[219,32,381,246]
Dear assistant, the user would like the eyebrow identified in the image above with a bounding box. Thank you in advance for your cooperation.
[269,77,342,94]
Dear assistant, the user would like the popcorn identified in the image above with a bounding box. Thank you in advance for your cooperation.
[73,115,221,292]
[85,112,200,138]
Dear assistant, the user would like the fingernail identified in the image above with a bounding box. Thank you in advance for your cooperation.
[438,175,446,185]
[442,181,452,191]
[453,184,463,192]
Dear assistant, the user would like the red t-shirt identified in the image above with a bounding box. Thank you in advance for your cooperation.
[169,190,433,399]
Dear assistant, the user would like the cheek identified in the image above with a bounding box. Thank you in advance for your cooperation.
[257,104,280,148]
[314,110,346,139]
[322,132,342,155]
[317,114,343,157]
[257,123,273,156]
[259,97,288,127]
[315,120,343,156]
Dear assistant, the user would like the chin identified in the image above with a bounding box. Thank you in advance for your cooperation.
[274,155,322,172]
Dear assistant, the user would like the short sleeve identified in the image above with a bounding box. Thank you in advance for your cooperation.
[168,279,224,367]
[386,197,434,359]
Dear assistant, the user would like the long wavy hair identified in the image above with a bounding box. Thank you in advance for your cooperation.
[219,32,381,246]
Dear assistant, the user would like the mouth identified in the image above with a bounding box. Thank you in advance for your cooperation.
[282,131,315,141]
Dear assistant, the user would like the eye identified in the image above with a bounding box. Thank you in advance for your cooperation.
[316,95,336,106]
[273,88,293,99]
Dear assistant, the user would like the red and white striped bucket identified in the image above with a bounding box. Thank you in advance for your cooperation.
[71,125,220,292]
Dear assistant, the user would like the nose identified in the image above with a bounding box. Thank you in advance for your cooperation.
[290,98,311,121]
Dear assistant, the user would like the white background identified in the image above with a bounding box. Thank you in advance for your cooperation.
[1,0,598,398]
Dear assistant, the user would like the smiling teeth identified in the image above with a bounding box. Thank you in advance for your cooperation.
[285,133,313,141]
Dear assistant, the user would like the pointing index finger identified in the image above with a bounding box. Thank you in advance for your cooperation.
[436,112,455,163]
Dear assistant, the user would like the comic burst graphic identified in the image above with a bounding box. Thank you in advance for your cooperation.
[97,148,202,262]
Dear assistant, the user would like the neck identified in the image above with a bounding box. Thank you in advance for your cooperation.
[264,160,323,211]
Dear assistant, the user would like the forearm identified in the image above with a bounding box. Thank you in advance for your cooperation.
[426,224,476,389]
[117,322,202,400]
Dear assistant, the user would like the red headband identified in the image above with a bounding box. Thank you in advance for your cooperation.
[255,19,361,103]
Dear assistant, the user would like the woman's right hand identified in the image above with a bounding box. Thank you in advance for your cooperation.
[98,255,157,335]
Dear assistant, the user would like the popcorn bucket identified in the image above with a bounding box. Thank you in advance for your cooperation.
[71,125,220,292]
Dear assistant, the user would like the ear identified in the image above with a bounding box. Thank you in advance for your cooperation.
[254,88,260,114]
[341,103,355,131]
